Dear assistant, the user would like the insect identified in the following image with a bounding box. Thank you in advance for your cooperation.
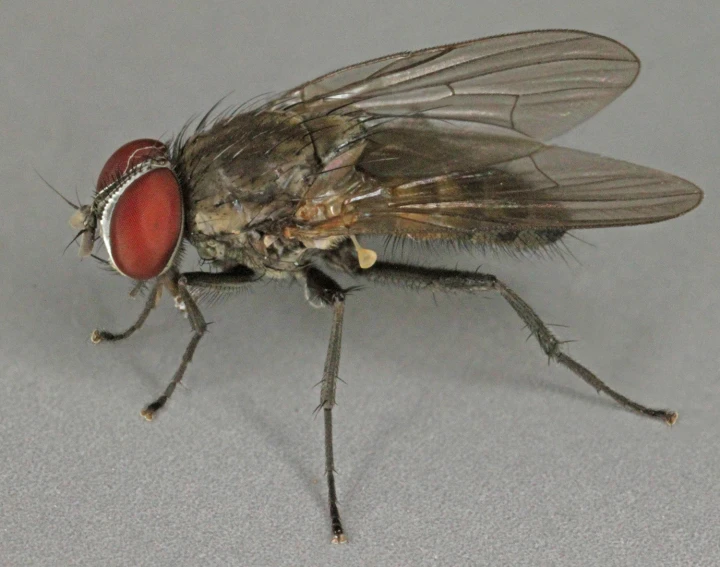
[61,30,702,543]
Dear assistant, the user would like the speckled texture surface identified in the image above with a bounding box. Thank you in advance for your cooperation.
[2,2,718,565]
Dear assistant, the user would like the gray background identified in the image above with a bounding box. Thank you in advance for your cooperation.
[2,1,718,565]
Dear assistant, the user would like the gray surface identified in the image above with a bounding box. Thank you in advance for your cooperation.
[2,1,719,565]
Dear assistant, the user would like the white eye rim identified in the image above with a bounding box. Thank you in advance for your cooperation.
[99,161,184,279]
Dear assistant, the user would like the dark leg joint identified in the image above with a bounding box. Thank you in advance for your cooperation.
[304,267,346,308]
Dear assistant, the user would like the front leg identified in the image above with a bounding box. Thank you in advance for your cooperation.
[90,280,162,343]
[140,266,260,420]
[303,267,349,544]
[91,266,259,419]
[327,251,677,425]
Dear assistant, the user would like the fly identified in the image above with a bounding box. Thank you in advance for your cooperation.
[61,30,703,543]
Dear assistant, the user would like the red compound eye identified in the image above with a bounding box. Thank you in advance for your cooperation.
[97,139,169,191]
[98,139,183,280]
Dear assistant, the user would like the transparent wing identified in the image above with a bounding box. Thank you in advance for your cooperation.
[290,146,702,240]
[272,30,640,140]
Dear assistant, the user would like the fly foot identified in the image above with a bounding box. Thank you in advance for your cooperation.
[90,329,108,343]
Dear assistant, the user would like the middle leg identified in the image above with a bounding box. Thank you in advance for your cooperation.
[303,267,349,543]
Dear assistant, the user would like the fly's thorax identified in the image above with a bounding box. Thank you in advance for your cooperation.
[287,128,375,243]
[176,107,372,272]
[178,110,326,268]
[188,191,315,272]
[177,110,322,205]
[190,220,319,274]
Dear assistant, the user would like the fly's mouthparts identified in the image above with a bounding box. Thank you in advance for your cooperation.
[68,205,92,230]
[68,204,96,258]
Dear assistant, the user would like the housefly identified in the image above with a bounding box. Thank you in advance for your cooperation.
[62,30,703,543]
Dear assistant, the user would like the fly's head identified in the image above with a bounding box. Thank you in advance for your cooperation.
[70,139,185,281]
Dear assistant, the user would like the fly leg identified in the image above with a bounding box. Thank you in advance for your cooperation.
[89,269,192,343]
[90,281,161,343]
[330,256,677,425]
[303,267,348,544]
[141,266,258,420]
